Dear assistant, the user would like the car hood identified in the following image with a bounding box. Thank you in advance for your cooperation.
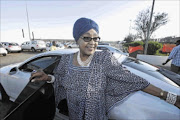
[122,57,179,87]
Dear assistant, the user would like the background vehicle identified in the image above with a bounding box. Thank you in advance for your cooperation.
[67,43,78,48]
[21,40,46,52]
[1,42,21,53]
[46,43,65,51]
[0,49,179,119]
[0,43,8,56]
[97,45,129,56]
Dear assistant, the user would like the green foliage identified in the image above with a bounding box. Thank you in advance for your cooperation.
[124,41,144,47]
[123,41,163,55]
[147,41,162,55]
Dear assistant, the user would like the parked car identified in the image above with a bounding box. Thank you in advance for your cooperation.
[0,43,8,56]
[0,49,180,120]
[97,45,129,56]
[1,42,21,53]
[21,40,46,52]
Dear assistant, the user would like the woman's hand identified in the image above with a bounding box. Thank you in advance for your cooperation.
[29,70,51,82]
[175,96,180,109]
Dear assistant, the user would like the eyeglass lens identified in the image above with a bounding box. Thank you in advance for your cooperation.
[82,37,100,42]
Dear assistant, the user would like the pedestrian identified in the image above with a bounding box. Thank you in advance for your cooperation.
[30,17,180,119]
[162,40,180,74]
[50,41,57,51]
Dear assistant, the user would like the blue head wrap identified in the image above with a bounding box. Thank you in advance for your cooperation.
[73,17,99,42]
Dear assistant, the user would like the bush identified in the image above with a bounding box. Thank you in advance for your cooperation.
[147,41,162,55]
[124,41,144,47]
[123,41,163,55]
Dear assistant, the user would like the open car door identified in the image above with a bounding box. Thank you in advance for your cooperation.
[3,57,61,120]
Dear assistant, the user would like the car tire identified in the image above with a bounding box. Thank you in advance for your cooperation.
[0,84,9,102]
[68,46,72,48]
[6,49,10,53]
[3,54,6,56]
[40,49,43,52]
[31,47,36,52]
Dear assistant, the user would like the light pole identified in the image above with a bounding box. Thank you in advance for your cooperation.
[129,19,132,35]
[25,1,31,41]
[144,0,155,54]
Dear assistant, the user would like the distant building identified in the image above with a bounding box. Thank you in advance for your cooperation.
[154,36,180,43]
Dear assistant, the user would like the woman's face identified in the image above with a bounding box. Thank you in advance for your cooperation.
[77,29,99,56]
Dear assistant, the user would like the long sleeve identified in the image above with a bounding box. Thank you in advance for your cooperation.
[103,51,150,97]
[53,54,69,106]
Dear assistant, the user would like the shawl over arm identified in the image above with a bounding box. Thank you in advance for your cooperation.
[102,51,150,111]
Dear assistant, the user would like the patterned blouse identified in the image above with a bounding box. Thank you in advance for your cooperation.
[53,50,149,120]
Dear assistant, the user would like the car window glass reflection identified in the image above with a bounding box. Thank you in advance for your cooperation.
[19,56,58,72]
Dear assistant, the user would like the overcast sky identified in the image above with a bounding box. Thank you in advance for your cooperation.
[1,0,180,44]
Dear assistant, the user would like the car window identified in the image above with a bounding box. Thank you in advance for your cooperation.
[32,41,37,44]
[9,43,19,46]
[19,56,61,72]
[97,47,108,50]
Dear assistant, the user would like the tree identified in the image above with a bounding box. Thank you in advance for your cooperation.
[123,34,138,43]
[134,8,168,41]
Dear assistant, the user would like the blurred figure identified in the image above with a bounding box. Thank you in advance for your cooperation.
[50,41,57,51]
[162,40,180,74]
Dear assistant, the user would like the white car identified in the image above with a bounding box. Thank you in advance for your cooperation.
[0,43,7,56]
[97,45,129,56]
[0,49,179,119]
[1,42,21,53]
[21,40,46,52]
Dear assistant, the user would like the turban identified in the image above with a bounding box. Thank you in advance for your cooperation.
[73,17,99,42]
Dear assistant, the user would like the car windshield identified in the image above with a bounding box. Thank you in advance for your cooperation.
[9,43,19,46]
[0,44,3,48]
[121,56,179,87]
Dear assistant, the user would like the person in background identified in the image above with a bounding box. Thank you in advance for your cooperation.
[162,40,180,74]
[50,41,57,51]
[30,17,180,119]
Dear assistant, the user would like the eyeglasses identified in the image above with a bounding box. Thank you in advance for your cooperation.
[80,36,101,42]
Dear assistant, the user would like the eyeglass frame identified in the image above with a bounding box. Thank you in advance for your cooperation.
[80,36,101,42]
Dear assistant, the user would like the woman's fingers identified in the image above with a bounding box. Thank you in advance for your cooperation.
[30,72,45,81]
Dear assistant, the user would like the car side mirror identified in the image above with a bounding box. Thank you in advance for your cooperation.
[9,67,18,75]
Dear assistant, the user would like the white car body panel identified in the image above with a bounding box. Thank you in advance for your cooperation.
[0,48,8,55]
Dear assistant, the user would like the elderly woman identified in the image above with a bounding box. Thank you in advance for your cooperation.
[30,17,180,120]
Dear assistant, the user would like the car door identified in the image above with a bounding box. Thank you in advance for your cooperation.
[6,55,61,101]
[26,42,31,50]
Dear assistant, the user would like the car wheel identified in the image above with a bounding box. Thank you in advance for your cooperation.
[31,47,36,52]
[0,84,9,102]
[68,46,72,48]
[3,54,6,56]
[40,49,43,52]
[6,49,10,53]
